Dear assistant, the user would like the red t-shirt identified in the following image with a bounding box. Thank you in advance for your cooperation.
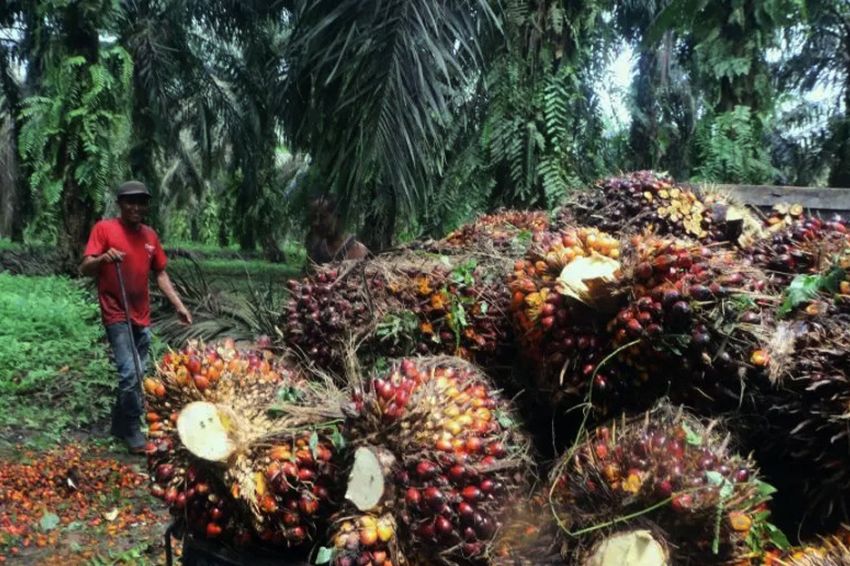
[83,218,167,327]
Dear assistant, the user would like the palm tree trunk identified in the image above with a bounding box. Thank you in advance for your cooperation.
[56,2,101,273]
[629,49,660,170]
[828,34,850,187]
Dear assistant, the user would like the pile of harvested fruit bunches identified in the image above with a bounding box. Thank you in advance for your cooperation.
[283,252,512,375]
[549,404,777,564]
[556,170,753,245]
[437,210,550,254]
[334,357,534,565]
[144,339,344,549]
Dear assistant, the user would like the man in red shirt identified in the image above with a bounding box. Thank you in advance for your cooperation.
[81,180,192,453]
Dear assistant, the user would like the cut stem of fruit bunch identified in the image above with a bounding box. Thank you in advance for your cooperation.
[550,403,778,565]
[337,356,534,564]
[144,339,345,549]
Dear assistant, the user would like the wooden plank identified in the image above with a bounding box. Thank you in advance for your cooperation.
[685,183,850,212]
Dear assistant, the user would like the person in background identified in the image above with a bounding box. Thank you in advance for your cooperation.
[305,196,370,264]
[80,180,192,453]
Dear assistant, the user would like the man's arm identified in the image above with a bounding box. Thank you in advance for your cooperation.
[80,248,126,277]
[155,270,192,325]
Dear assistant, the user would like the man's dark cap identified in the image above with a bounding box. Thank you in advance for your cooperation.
[116,180,151,199]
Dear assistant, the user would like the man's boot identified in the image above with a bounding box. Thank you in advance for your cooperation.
[124,423,146,455]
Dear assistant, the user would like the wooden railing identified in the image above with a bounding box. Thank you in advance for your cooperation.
[684,183,850,215]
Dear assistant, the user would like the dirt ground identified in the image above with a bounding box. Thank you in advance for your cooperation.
[0,429,175,566]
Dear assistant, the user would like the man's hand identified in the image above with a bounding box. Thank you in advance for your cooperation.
[176,305,192,326]
[100,248,126,263]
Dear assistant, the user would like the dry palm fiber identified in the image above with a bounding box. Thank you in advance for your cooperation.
[282,250,514,376]
[754,300,850,528]
[749,212,849,288]
[549,404,778,565]
[489,488,563,565]
[509,228,775,416]
[556,170,757,246]
[144,339,346,549]
[330,356,534,565]
[760,527,850,565]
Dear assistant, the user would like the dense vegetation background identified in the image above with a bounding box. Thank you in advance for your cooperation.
[1,0,848,266]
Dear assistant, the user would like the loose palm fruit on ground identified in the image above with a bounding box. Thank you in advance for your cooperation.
[550,403,778,565]
[339,357,534,564]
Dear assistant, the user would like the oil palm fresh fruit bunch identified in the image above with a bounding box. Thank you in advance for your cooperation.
[437,210,550,255]
[608,235,774,411]
[755,294,850,528]
[550,404,779,565]
[557,171,750,245]
[283,252,512,376]
[508,228,626,410]
[322,513,399,566]
[760,528,850,565]
[283,265,378,370]
[144,339,346,548]
[749,214,849,287]
[337,357,534,564]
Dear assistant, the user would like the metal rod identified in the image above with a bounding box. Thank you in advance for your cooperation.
[115,262,145,392]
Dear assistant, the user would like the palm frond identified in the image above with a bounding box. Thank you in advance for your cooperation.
[282,0,499,229]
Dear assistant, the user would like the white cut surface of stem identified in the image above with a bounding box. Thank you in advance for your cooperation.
[177,401,236,462]
[345,446,386,511]
[585,530,668,566]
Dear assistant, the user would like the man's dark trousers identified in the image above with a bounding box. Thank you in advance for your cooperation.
[105,322,151,447]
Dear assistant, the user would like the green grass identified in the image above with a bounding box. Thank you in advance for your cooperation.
[0,274,114,439]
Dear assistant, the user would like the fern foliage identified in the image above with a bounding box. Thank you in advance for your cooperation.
[18,46,132,242]
[442,0,614,212]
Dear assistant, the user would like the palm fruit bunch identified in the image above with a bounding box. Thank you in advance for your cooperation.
[607,235,773,410]
[557,170,748,245]
[436,210,550,255]
[322,513,399,566]
[338,357,533,565]
[755,304,850,527]
[749,213,849,287]
[550,404,777,564]
[508,227,626,410]
[761,529,850,565]
[144,339,345,549]
[283,265,377,369]
[283,252,512,375]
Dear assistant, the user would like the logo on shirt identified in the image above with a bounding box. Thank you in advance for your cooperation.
[145,243,155,257]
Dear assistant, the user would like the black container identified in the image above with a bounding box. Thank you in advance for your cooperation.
[164,523,310,566]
